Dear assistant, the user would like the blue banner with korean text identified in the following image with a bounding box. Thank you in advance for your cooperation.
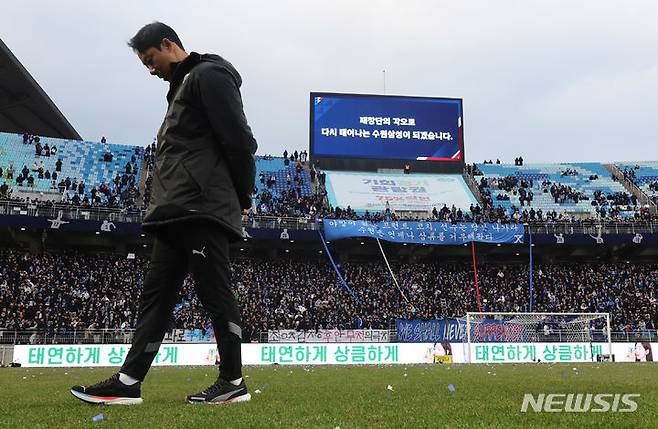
[396,319,467,343]
[323,219,525,245]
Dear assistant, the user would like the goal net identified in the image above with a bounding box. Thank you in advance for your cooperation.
[465,312,612,363]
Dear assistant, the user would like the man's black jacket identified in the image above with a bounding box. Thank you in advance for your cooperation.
[143,52,257,241]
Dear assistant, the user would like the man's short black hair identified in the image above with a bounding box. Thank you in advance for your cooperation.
[128,22,184,53]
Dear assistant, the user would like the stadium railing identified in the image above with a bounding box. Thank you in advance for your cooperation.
[242,215,322,230]
[0,329,136,346]
[0,199,657,233]
[0,200,321,230]
[0,200,142,223]
[526,221,658,235]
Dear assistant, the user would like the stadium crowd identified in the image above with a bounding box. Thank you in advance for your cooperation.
[3,136,656,225]
[1,248,656,341]
[474,172,654,223]
[253,187,331,218]
[621,165,658,206]
[140,140,157,210]
[326,203,655,225]
[0,133,144,212]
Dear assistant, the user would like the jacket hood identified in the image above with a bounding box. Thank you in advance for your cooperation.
[200,53,242,88]
[167,52,242,103]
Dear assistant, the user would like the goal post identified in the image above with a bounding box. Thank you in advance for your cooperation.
[465,312,612,364]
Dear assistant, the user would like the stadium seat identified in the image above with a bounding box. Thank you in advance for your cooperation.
[0,132,142,204]
[616,162,658,203]
[478,162,636,217]
[255,156,312,198]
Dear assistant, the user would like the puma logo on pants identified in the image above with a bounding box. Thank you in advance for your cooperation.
[192,246,206,258]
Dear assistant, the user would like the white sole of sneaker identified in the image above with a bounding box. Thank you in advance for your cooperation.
[208,392,252,405]
[70,389,143,405]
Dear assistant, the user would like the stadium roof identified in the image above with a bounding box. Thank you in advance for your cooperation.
[0,37,81,140]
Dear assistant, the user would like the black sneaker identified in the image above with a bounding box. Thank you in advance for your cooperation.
[70,373,143,405]
[187,377,251,404]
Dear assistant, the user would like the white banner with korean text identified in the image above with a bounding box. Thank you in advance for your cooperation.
[325,171,477,214]
[11,342,653,367]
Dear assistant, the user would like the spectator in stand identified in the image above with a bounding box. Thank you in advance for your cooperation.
[466,164,483,176]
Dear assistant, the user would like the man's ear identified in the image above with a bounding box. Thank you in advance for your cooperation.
[161,38,173,51]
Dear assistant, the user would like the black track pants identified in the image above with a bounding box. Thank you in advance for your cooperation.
[120,220,242,381]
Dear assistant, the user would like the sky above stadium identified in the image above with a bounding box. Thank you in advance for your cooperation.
[1,1,657,163]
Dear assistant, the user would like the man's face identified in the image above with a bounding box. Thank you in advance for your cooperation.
[137,41,176,81]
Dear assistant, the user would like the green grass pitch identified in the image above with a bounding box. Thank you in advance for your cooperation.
[1,363,657,428]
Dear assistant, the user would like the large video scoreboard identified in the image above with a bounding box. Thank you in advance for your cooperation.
[310,92,464,173]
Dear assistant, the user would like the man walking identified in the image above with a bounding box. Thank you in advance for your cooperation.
[71,22,257,405]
